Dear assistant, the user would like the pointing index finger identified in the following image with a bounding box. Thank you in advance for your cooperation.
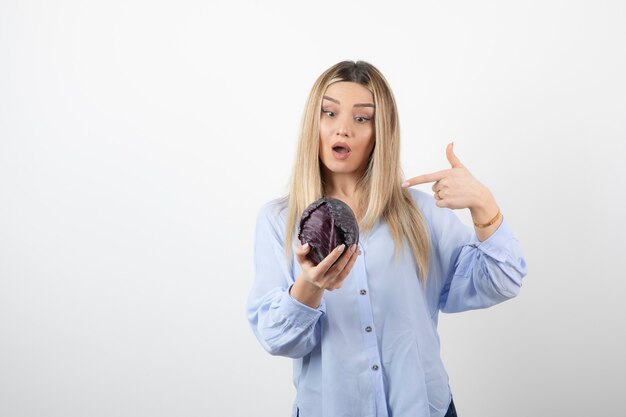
[402,169,449,188]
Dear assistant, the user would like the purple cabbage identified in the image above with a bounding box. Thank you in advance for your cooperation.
[298,197,359,266]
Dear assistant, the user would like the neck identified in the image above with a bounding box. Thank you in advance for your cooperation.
[322,171,360,199]
[321,170,366,219]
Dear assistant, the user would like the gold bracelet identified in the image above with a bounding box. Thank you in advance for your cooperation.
[473,208,501,228]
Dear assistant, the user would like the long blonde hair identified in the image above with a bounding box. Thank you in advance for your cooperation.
[284,61,430,282]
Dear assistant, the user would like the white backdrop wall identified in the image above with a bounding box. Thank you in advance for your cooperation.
[1,1,625,416]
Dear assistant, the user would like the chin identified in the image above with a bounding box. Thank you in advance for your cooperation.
[322,150,369,175]
[325,165,359,176]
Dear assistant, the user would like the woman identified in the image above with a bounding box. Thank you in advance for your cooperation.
[246,61,527,417]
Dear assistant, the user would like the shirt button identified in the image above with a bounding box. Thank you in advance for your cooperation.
[365,326,372,332]
[360,289,367,295]
[372,364,379,371]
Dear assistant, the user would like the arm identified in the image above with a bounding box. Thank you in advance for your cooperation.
[436,209,528,313]
[402,143,528,312]
[246,202,325,358]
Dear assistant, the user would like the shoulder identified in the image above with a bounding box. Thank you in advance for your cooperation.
[404,187,469,240]
[258,196,288,217]
[405,187,432,207]
[405,187,441,221]
[256,196,289,233]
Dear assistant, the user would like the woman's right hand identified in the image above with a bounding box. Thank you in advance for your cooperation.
[290,242,360,308]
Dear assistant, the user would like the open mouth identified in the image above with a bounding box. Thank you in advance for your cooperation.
[332,142,352,154]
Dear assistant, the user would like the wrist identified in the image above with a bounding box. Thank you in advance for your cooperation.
[291,274,324,308]
[469,192,499,226]
[472,207,501,229]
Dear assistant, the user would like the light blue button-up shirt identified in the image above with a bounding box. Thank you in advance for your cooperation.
[247,188,527,417]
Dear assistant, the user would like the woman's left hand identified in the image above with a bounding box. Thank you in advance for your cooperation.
[402,142,496,211]
[402,143,501,240]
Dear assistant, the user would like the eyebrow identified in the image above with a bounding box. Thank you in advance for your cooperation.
[323,95,375,108]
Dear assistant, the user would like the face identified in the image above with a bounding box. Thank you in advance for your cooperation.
[319,81,375,178]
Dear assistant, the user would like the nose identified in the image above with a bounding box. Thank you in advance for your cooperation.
[336,115,351,137]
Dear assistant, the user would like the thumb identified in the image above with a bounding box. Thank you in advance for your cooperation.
[446,142,464,168]
[295,242,311,262]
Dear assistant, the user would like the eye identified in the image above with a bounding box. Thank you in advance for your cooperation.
[355,116,371,123]
[322,109,335,117]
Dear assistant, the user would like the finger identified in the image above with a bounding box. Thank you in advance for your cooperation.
[295,242,313,265]
[332,246,360,287]
[327,244,357,275]
[341,246,360,274]
[446,142,465,168]
[402,169,450,188]
[431,179,447,193]
[434,188,443,201]
[435,197,446,208]
[295,242,310,256]
[316,243,347,274]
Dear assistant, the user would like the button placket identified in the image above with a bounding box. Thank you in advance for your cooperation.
[354,246,388,416]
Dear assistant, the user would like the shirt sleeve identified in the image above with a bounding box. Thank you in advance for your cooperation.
[246,202,326,358]
[418,192,528,313]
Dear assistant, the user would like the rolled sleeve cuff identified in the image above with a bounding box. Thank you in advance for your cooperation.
[282,284,326,327]
[470,217,516,263]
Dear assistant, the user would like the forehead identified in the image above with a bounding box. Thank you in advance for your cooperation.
[324,81,374,104]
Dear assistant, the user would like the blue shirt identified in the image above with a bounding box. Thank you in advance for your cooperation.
[247,188,527,417]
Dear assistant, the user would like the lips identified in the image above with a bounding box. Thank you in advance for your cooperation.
[331,141,352,160]
[332,142,352,154]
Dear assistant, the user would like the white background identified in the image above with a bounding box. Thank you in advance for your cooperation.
[1,1,625,416]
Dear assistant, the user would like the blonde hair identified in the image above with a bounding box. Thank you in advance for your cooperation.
[284,61,430,282]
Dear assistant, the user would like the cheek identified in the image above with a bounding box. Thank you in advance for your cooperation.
[357,128,374,151]
[318,129,331,158]
[319,121,333,141]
